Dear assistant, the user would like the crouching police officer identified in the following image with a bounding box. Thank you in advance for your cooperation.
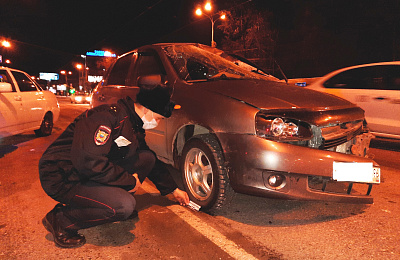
[39,85,189,248]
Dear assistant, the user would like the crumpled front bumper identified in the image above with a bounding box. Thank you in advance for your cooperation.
[216,133,379,204]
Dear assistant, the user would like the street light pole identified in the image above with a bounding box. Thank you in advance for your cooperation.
[76,64,83,91]
[60,70,72,86]
[81,55,87,92]
[195,2,226,47]
[211,16,216,47]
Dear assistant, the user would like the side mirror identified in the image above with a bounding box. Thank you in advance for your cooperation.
[0,82,13,92]
[137,74,166,88]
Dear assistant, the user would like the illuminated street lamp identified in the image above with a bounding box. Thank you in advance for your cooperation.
[195,1,226,47]
[1,40,11,48]
[75,64,84,90]
[60,70,72,86]
[1,39,12,64]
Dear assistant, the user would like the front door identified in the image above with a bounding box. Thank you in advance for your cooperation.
[130,49,170,159]
[0,69,24,137]
[10,71,45,130]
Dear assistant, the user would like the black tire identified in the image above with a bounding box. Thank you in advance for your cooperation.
[181,134,234,214]
[35,113,53,137]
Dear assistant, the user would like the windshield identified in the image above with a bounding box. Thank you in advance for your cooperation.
[163,45,268,82]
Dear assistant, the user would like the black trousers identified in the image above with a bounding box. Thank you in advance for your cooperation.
[51,150,155,231]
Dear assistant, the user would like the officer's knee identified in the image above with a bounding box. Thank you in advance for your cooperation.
[112,195,136,220]
[114,204,135,220]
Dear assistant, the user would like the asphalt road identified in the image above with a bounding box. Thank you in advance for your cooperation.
[0,97,399,259]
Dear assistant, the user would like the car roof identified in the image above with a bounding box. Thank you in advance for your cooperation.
[0,67,36,81]
[117,43,220,58]
[326,61,400,75]
[115,43,278,79]
[307,61,400,86]
[0,66,28,74]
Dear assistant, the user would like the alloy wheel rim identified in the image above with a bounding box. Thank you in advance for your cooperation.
[184,148,213,200]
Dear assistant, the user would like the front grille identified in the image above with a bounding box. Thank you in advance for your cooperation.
[322,125,362,149]
[308,120,364,150]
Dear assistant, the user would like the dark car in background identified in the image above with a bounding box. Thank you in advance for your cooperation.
[91,43,380,213]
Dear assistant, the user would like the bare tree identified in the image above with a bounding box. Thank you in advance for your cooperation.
[219,6,276,75]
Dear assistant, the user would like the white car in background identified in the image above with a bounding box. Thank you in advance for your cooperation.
[306,62,400,139]
[0,67,60,138]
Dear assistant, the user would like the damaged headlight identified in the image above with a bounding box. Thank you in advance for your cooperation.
[255,113,312,141]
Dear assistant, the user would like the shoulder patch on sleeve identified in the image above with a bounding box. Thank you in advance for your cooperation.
[94,125,112,145]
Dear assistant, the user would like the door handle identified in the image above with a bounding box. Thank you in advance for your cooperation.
[14,95,22,101]
[374,97,386,100]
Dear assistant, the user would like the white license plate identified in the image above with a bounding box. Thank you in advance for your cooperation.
[333,162,380,183]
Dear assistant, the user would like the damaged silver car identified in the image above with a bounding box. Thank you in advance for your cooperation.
[91,43,380,213]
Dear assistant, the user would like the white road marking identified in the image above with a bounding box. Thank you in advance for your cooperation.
[140,183,258,260]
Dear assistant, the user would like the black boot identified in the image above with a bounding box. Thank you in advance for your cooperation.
[42,204,86,248]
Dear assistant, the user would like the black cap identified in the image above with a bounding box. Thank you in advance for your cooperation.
[135,85,175,118]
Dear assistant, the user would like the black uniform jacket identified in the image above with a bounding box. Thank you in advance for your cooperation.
[39,97,177,200]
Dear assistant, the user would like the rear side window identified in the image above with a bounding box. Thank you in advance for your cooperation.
[324,65,400,90]
[107,53,134,86]
[0,70,16,91]
[135,52,165,77]
[11,71,38,92]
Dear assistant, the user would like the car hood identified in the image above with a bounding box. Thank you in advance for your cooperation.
[199,79,355,110]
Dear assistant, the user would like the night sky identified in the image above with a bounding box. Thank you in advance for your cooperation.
[1,0,400,78]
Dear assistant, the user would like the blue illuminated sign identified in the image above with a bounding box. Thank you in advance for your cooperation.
[86,50,116,57]
[39,72,59,81]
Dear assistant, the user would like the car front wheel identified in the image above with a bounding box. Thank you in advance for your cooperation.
[181,134,233,214]
[35,112,53,136]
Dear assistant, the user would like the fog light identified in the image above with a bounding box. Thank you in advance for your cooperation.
[267,174,286,188]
